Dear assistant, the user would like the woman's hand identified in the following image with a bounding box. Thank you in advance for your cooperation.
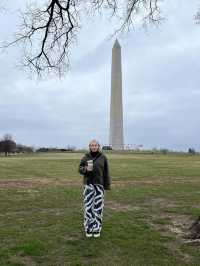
[86,165,93,172]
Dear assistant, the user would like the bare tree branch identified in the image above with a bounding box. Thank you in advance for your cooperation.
[1,0,163,76]
[119,0,162,33]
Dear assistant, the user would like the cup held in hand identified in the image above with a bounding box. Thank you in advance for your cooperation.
[87,160,93,171]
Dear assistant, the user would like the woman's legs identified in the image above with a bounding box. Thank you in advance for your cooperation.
[93,184,104,234]
[83,184,104,236]
[83,184,95,234]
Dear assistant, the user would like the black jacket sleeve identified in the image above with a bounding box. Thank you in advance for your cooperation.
[103,156,111,190]
[79,157,87,175]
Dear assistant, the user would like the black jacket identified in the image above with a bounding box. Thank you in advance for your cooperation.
[78,151,111,190]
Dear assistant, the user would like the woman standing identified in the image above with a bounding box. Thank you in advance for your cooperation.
[79,139,111,238]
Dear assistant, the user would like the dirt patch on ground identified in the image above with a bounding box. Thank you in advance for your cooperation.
[105,197,177,214]
[61,234,80,241]
[105,200,141,212]
[152,213,192,236]
[112,176,200,188]
[105,197,200,262]
[8,255,36,266]
[186,216,200,244]
[150,212,200,263]
[1,176,200,189]
[0,178,81,189]
[146,198,200,245]
[147,197,178,209]
[151,212,200,246]
[106,196,200,249]
[0,207,71,218]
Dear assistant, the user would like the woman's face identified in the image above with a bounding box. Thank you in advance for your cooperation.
[89,141,99,152]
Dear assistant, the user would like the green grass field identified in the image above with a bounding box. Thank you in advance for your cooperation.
[1,152,200,266]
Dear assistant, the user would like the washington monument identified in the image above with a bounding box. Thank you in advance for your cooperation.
[109,39,124,150]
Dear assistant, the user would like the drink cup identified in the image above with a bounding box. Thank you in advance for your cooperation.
[87,160,93,171]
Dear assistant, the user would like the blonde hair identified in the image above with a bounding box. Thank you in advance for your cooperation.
[89,139,101,150]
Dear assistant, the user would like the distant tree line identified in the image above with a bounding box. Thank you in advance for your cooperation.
[0,134,34,156]
[103,146,198,154]
[0,133,198,156]
[36,145,76,152]
[0,134,77,156]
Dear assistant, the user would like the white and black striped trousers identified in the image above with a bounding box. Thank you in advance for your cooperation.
[83,184,104,233]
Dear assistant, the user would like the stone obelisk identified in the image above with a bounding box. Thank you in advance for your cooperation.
[109,39,124,150]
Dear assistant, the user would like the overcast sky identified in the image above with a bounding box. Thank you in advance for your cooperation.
[0,1,200,151]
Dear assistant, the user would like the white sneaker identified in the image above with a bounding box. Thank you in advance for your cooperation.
[93,232,100,238]
[86,231,92,238]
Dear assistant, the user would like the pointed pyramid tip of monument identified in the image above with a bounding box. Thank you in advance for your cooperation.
[113,38,121,49]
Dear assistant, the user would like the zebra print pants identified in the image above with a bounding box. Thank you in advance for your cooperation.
[83,184,104,233]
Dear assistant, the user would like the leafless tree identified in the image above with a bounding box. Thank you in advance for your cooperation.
[2,0,162,76]
[0,134,16,156]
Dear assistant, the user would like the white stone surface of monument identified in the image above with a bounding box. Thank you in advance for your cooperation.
[109,39,124,150]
